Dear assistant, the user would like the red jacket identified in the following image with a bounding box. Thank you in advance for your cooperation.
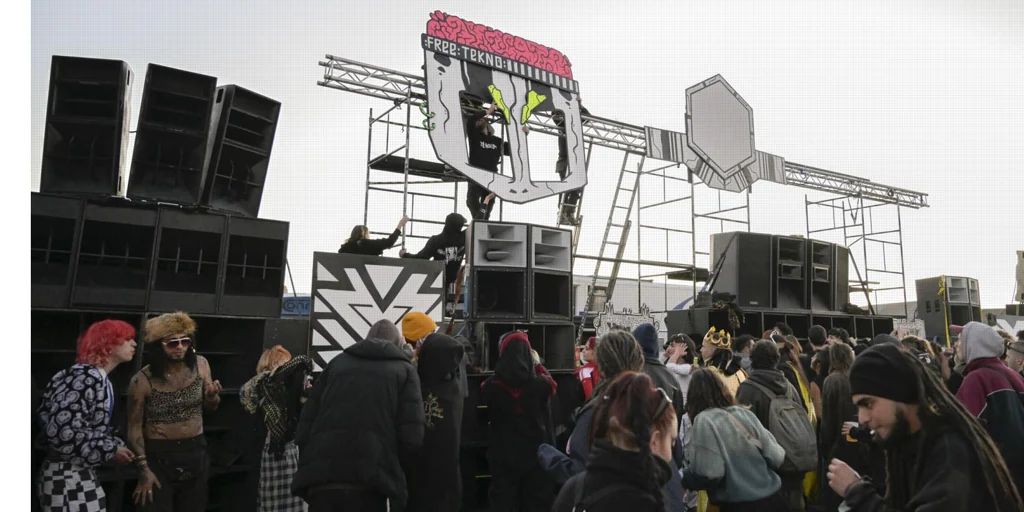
[955,357,1024,493]
[574,361,601,401]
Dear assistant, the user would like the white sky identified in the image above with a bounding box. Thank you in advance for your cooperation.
[30,0,1024,309]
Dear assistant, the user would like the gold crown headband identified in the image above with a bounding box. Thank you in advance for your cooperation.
[703,327,731,350]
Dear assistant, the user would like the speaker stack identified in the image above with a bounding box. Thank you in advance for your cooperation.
[32,55,289,512]
[916,276,982,345]
[677,232,893,342]
[466,221,576,371]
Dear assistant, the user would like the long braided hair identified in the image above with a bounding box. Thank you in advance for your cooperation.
[588,371,674,510]
[590,329,645,402]
[884,350,1024,511]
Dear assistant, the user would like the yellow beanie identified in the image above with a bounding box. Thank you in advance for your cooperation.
[402,312,437,342]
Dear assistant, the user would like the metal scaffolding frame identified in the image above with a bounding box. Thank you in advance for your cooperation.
[805,194,911,318]
[319,54,929,319]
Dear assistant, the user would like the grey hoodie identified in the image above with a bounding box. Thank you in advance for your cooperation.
[681,406,785,505]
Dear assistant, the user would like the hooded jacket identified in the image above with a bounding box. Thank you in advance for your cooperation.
[955,322,1024,493]
[292,338,424,506]
[633,324,685,423]
[552,441,673,512]
[735,368,803,429]
[407,333,465,512]
[401,213,467,288]
[481,333,555,470]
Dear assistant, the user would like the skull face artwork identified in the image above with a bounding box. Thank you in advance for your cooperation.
[420,16,587,204]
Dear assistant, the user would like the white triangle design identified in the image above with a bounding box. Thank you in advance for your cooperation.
[318,350,344,366]
[319,318,357,349]
[365,265,404,296]
[314,296,331,313]
[311,330,332,347]
[431,272,443,290]
[316,262,339,283]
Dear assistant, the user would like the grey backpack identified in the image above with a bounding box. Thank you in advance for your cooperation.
[745,379,818,473]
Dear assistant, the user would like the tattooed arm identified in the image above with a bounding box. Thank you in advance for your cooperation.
[128,372,162,506]
[198,356,222,411]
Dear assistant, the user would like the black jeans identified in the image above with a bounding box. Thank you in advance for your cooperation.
[307,486,388,512]
[488,466,553,512]
[141,436,209,512]
[466,182,493,221]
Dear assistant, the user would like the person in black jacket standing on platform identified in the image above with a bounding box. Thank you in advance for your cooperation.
[481,331,556,512]
[826,344,1024,512]
[464,103,529,220]
[400,212,467,291]
[338,216,408,256]
[292,320,424,512]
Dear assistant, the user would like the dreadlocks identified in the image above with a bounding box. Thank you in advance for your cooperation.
[885,349,1024,511]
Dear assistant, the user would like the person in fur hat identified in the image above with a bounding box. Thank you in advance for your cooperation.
[127,311,222,511]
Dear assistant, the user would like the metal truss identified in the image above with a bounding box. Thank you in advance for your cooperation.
[320,54,929,208]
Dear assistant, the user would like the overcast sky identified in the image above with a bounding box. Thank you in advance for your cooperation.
[31,0,1023,310]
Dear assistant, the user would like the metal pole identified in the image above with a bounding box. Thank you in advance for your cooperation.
[363,108,374,226]
[690,180,697,303]
[402,87,412,249]
[896,205,909,318]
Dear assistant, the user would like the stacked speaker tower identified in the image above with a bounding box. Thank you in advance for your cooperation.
[916,276,982,346]
[669,231,895,342]
[461,221,579,511]
[32,55,288,512]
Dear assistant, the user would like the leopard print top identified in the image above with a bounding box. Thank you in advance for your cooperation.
[142,369,203,424]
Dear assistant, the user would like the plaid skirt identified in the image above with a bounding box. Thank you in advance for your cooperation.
[259,438,307,512]
[37,461,105,512]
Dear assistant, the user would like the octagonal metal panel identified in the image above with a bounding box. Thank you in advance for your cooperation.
[685,75,756,180]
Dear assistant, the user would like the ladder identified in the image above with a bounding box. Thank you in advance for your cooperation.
[578,152,645,343]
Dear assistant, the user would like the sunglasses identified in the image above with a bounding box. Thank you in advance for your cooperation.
[162,337,192,349]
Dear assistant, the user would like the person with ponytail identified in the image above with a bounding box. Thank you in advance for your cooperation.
[481,331,556,512]
[681,368,790,512]
[827,343,1024,512]
[552,372,678,512]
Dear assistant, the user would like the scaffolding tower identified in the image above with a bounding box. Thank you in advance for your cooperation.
[319,55,929,325]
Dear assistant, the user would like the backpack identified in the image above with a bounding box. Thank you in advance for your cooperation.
[571,473,644,511]
[745,379,818,473]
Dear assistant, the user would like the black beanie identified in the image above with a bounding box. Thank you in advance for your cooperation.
[849,344,919,404]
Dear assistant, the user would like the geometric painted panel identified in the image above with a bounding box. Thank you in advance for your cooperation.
[308,252,445,372]
[644,126,689,163]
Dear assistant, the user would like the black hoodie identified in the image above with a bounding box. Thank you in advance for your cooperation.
[633,324,685,424]
[407,333,465,512]
[553,441,673,512]
[735,368,803,428]
[480,333,554,470]
[401,213,466,288]
[292,338,424,507]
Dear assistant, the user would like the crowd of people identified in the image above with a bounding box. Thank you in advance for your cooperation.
[33,306,1024,512]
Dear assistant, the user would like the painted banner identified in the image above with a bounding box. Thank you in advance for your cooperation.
[421,11,587,204]
[308,253,445,372]
[593,303,660,339]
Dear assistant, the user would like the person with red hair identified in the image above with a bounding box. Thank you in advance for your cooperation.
[37,319,138,511]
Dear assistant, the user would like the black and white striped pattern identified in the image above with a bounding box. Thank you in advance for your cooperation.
[502,60,578,92]
[645,126,689,163]
[38,461,105,512]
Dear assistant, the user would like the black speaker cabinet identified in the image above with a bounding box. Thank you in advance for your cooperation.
[148,207,227,315]
[774,235,807,309]
[530,270,573,321]
[469,268,527,321]
[40,56,133,198]
[202,85,281,217]
[833,244,850,310]
[218,216,288,317]
[127,64,218,206]
[807,240,833,311]
[263,317,310,357]
[31,193,84,308]
[709,232,773,308]
[71,202,157,309]
[916,276,982,345]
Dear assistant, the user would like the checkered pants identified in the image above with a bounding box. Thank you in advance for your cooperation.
[259,438,306,512]
[37,461,105,512]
